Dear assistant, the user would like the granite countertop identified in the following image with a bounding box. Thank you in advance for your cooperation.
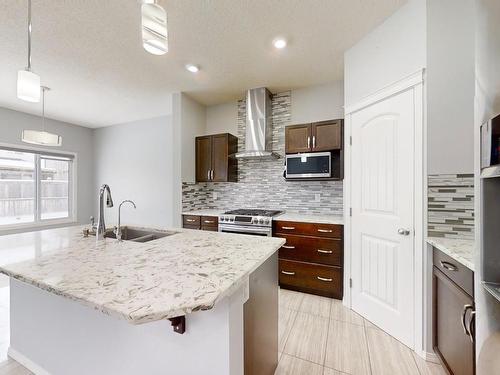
[427,237,475,271]
[182,209,223,217]
[275,212,344,225]
[0,226,284,324]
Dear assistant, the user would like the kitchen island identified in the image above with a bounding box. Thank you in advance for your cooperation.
[0,226,285,375]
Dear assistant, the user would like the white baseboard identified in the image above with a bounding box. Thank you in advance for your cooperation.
[422,351,440,364]
[413,348,441,364]
[8,347,51,375]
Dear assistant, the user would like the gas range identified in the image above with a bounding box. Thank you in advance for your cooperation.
[218,209,283,237]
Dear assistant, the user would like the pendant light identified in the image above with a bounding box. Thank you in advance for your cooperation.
[22,87,62,147]
[141,0,168,55]
[17,0,41,103]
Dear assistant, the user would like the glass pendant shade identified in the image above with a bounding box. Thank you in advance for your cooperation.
[17,69,40,102]
[22,130,62,147]
[141,3,168,55]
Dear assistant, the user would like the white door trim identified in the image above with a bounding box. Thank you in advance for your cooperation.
[343,68,426,355]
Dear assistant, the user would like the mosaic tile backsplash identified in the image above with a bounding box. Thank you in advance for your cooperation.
[182,91,344,215]
[428,174,474,239]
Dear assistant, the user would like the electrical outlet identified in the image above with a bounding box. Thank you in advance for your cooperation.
[213,192,218,200]
[315,193,321,202]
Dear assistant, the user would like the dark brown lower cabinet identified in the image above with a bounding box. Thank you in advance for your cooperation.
[433,248,475,375]
[182,215,218,231]
[275,220,343,299]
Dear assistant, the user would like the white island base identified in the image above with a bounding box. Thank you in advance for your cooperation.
[9,277,251,375]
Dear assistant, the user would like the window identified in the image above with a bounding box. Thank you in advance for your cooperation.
[0,147,75,228]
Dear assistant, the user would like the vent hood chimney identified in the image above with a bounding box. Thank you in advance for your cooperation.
[235,87,279,158]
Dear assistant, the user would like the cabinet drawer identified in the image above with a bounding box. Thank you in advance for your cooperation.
[274,221,342,239]
[279,259,342,299]
[183,215,201,228]
[433,248,473,297]
[201,216,218,228]
[277,234,342,266]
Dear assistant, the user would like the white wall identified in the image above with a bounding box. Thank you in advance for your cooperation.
[206,102,238,135]
[291,81,344,123]
[474,0,500,372]
[174,93,206,183]
[202,82,345,137]
[93,116,178,228]
[344,0,426,107]
[0,107,94,232]
[427,0,475,174]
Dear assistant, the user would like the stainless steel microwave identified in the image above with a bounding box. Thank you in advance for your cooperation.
[285,152,331,179]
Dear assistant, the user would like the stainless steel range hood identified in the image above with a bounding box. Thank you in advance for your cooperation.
[235,87,279,158]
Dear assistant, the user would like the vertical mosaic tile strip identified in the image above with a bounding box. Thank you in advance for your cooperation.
[428,174,474,239]
[182,91,344,215]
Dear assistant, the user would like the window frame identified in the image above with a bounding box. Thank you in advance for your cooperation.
[0,142,77,231]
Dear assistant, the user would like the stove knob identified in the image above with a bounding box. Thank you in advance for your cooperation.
[264,218,270,225]
[230,216,235,223]
[259,218,264,224]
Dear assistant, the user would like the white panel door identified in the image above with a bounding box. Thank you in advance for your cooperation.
[351,89,415,348]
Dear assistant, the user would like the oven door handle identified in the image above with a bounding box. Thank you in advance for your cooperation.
[218,224,271,235]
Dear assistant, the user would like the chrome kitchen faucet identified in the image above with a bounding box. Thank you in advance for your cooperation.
[96,184,114,241]
[114,200,137,241]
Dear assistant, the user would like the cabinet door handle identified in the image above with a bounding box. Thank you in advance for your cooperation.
[281,271,295,276]
[207,170,211,180]
[312,135,316,148]
[468,311,476,343]
[282,245,295,249]
[317,249,333,254]
[203,220,215,224]
[307,136,311,149]
[282,226,295,230]
[186,219,196,223]
[440,261,458,272]
[317,229,333,233]
[461,304,473,336]
[210,170,214,180]
[317,276,333,282]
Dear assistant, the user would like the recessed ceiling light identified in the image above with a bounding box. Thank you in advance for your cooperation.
[185,64,200,73]
[273,38,287,49]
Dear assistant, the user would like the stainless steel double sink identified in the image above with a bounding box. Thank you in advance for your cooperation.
[103,227,177,243]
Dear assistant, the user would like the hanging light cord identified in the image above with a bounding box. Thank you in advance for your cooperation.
[41,86,50,131]
[41,87,45,130]
[27,0,32,71]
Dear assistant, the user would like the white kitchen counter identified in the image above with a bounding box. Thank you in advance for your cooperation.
[427,237,475,271]
[0,225,284,324]
[275,212,344,225]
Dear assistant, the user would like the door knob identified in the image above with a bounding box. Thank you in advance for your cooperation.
[398,228,410,236]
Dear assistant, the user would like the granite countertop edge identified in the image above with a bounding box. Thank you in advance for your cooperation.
[426,237,475,271]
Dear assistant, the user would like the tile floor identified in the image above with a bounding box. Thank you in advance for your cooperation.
[0,287,446,375]
[276,289,446,375]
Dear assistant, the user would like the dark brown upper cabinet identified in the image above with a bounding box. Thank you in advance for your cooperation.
[195,133,238,183]
[285,120,343,154]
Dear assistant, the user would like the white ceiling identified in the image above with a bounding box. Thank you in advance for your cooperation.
[0,0,405,128]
